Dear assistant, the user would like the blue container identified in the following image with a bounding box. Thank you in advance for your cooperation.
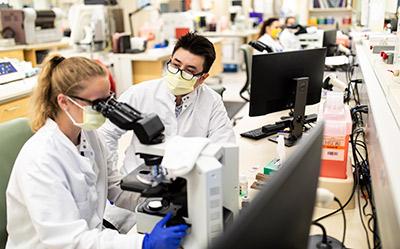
[223,64,238,72]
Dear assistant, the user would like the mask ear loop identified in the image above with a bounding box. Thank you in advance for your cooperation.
[66,96,85,110]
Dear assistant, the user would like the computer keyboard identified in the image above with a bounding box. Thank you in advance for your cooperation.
[240,128,278,140]
[240,114,318,140]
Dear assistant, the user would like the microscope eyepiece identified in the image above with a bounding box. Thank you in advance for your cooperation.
[93,96,165,144]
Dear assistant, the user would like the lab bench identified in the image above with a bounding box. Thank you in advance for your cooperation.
[0,76,37,123]
[0,40,70,66]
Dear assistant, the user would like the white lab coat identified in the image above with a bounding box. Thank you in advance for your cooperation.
[279,29,302,51]
[99,78,235,175]
[256,33,284,54]
[6,119,144,249]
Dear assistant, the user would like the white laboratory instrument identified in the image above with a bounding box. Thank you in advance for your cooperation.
[0,8,63,44]
[297,29,324,49]
[0,60,25,85]
[69,4,108,51]
[23,8,63,44]
[121,139,239,249]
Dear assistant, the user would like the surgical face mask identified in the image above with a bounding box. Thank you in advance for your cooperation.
[64,97,106,130]
[165,70,199,96]
[270,28,282,39]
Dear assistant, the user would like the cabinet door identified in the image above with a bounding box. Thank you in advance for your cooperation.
[0,96,30,123]
[0,50,24,61]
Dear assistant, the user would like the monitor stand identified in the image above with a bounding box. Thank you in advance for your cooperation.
[308,234,344,249]
[269,77,309,147]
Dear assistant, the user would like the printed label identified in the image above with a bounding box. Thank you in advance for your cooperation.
[322,148,345,161]
[322,135,346,161]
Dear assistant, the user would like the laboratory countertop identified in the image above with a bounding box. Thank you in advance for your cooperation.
[0,39,70,52]
[110,37,223,61]
[0,45,26,52]
[0,76,37,104]
[200,29,259,38]
[56,38,223,62]
[356,41,400,248]
[232,102,371,248]
[358,40,400,127]
[110,47,172,61]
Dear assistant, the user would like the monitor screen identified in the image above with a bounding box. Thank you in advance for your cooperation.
[323,30,337,57]
[0,62,17,76]
[210,121,324,249]
[249,48,326,117]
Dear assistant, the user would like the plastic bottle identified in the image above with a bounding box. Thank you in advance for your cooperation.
[239,174,248,198]
[276,133,286,168]
[319,92,352,179]
[241,196,250,209]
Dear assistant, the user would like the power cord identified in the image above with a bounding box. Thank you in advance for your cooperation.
[313,105,381,249]
[350,105,381,249]
[311,222,330,244]
[334,197,346,247]
[311,189,347,248]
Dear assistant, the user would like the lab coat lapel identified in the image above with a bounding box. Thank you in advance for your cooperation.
[76,132,97,187]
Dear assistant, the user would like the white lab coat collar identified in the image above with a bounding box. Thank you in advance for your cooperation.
[258,33,284,53]
[43,118,77,151]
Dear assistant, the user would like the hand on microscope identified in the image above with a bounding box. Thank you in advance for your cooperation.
[142,212,188,249]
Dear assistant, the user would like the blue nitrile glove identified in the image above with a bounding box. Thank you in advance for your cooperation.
[142,212,188,249]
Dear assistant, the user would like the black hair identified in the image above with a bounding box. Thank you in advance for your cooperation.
[172,32,216,73]
[285,16,296,26]
[258,17,279,39]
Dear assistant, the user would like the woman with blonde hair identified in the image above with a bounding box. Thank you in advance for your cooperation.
[5,55,188,249]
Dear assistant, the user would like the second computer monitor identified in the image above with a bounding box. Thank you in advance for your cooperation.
[323,29,337,57]
[211,121,324,249]
[249,48,326,117]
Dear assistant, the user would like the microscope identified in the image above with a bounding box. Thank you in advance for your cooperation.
[93,97,239,248]
[122,140,239,248]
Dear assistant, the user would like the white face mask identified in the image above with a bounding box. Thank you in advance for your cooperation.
[64,97,106,130]
[165,70,199,96]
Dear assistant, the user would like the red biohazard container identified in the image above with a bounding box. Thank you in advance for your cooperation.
[319,92,352,179]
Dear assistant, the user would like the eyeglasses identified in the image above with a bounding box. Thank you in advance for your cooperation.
[67,92,115,106]
[166,61,203,81]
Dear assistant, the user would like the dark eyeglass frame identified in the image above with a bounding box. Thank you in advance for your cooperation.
[67,92,115,105]
[166,60,203,81]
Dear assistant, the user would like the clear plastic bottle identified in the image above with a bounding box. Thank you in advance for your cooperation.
[239,174,248,198]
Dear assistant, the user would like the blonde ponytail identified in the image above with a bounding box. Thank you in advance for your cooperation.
[30,55,106,131]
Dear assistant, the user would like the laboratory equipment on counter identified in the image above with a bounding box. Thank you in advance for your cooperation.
[69,5,108,51]
[0,60,25,85]
[120,139,239,249]
[0,8,63,44]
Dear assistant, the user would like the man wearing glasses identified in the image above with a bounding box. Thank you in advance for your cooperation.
[99,32,235,176]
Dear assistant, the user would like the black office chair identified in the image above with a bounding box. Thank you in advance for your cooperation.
[239,44,253,102]
[208,84,226,97]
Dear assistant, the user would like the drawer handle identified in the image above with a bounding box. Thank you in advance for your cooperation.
[4,106,21,112]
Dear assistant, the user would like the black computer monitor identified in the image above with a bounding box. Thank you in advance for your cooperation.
[210,121,324,249]
[323,30,337,57]
[249,48,326,146]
